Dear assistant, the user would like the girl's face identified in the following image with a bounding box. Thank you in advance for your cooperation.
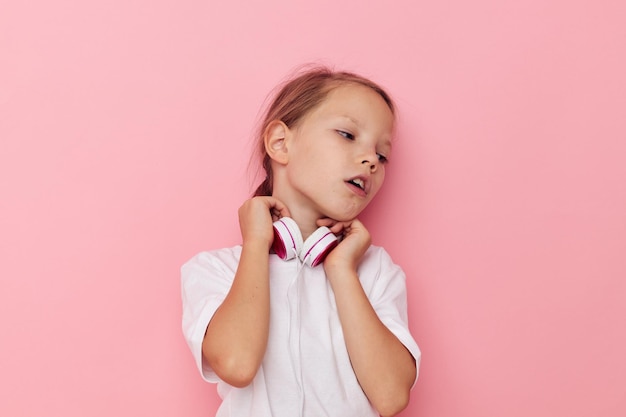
[281,83,395,222]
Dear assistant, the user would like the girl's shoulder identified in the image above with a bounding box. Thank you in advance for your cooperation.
[361,244,400,268]
[182,245,243,274]
[358,244,406,282]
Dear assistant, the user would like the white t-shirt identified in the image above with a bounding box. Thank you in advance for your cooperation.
[181,245,420,417]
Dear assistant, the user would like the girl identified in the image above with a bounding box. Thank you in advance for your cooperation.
[182,66,420,417]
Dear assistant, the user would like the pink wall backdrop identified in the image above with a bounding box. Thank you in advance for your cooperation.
[1,1,625,416]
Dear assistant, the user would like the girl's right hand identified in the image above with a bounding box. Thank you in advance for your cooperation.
[238,197,291,249]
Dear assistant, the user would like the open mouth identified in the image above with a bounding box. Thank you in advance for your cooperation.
[347,177,366,193]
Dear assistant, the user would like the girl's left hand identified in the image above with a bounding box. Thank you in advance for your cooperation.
[316,217,371,271]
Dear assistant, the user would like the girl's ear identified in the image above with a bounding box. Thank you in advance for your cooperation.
[264,120,290,165]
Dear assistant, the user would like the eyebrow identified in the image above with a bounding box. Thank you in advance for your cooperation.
[338,115,360,126]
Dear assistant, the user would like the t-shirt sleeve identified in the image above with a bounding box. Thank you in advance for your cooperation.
[181,250,237,382]
[360,246,421,386]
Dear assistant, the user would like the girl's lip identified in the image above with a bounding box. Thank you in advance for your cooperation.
[345,176,369,197]
[346,181,367,197]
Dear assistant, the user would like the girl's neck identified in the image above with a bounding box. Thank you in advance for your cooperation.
[272,194,320,241]
[283,207,320,241]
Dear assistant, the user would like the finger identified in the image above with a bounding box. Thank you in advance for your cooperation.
[347,218,364,230]
[316,217,336,228]
[265,197,291,220]
[333,218,368,236]
[329,221,351,234]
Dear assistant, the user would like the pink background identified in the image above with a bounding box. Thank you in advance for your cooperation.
[1,1,625,416]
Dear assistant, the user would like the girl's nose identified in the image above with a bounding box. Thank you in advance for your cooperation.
[359,146,380,172]
[361,158,377,172]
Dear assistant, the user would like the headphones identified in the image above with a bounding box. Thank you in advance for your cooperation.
[271,217,338,267]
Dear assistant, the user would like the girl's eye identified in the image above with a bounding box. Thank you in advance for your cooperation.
[337,130,355,140]
[377,153,389,164]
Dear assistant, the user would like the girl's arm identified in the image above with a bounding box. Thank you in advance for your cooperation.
[322,219,416,417]
[202,197,289,388]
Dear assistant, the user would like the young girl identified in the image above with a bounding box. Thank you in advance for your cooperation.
[182,66,420,417]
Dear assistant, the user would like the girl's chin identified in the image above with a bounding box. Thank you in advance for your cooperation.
[323,211,363,223]
[316,202,368,223]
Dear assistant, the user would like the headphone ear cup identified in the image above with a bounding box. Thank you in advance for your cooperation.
[272,217,303,261]
[300,226,338,267]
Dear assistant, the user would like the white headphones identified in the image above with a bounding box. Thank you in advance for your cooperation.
[271,217,338,267]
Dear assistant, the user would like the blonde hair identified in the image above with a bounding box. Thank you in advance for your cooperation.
[253,65,395,196]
